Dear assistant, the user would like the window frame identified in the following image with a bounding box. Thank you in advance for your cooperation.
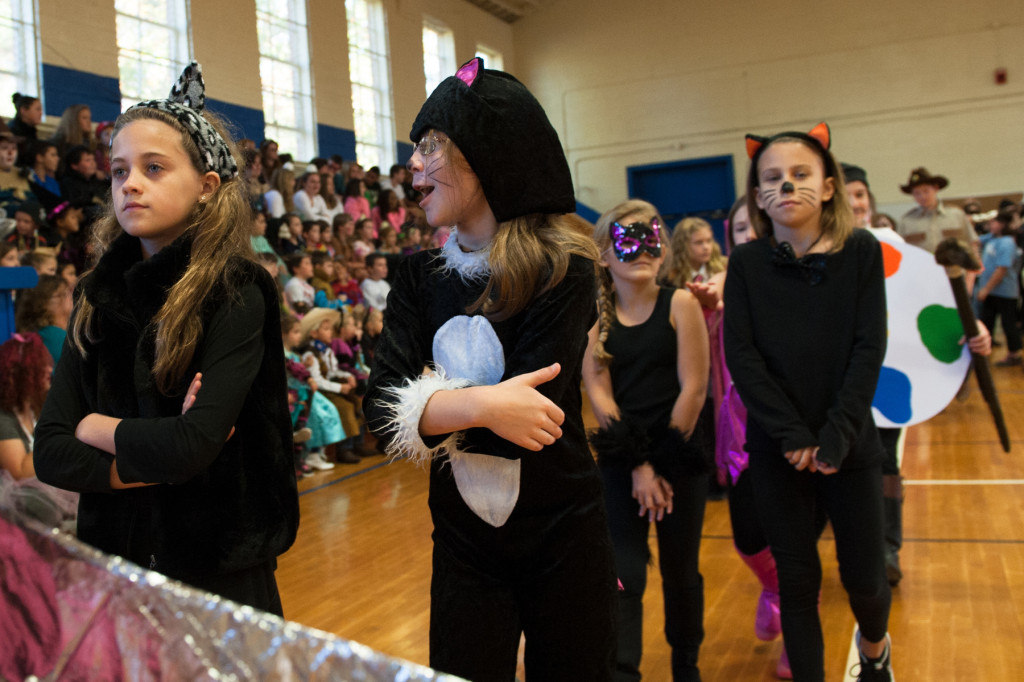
[114,0,192,111]
[346,0,395,171]
[0,0,41,119]
[255,0,317,160]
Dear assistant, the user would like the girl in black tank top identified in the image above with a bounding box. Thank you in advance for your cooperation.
[583,199,711,681]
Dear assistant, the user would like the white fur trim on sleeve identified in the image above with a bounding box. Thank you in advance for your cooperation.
[380,367,473,466]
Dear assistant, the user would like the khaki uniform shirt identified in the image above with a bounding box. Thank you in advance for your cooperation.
[897,202,975,254]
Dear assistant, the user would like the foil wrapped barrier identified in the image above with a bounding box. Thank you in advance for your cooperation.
[0,492,463,682]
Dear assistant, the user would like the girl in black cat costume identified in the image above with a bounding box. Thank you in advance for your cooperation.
[365,58,617,681]
[724,124,892,681]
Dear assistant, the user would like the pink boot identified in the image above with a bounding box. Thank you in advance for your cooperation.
[738,547,782,641]
[776,645,792,679]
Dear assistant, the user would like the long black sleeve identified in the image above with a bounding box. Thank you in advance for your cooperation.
[113,284,266,484]
[723,230,886,469]
[35,334,116,493]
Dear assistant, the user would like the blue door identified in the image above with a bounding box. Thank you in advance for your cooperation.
[627,155,736,245]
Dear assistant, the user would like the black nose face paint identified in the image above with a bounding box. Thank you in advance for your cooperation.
[781,181,795,194]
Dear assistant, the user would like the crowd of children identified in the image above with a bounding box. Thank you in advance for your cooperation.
[1,81,449,483]
[6,53,1020,682]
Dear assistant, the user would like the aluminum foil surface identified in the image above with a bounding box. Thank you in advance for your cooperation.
[0,498,464,682]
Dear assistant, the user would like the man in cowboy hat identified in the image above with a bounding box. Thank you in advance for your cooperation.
[896,167,976,254]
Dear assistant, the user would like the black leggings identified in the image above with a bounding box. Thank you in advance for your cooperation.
[980,294,1022,353]
[749,451,891,682]
[728,469,768,556]
[730,468,828,556]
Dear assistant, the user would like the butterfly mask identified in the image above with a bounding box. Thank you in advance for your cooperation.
[611,218,662,262]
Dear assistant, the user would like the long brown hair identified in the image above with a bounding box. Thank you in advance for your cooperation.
[16,274,66,331]
[745,136,854,250]
[50,104,94,152]
[70,106,252,394]
[320,172,340,209]
[590,199,663,365]
[434,139,599,321]
[270,166,296,214]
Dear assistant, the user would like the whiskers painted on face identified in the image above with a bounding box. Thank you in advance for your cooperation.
[796,187,818,206]
[760,186,819,209]
[424,155,454,188]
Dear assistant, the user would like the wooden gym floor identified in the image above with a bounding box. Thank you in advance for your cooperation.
[277,364,1024,680]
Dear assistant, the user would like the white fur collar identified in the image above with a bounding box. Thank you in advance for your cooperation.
[439,228,491,282]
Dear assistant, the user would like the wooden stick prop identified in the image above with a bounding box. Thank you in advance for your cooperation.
[934,237,1011,452]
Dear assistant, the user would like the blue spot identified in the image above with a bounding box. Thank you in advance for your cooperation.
[873,366,912,423]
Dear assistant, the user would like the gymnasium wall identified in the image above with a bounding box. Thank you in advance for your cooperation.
[31,0,513,163]
[513,0,1024,217]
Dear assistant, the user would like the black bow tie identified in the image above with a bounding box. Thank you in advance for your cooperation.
[771,241,827,286]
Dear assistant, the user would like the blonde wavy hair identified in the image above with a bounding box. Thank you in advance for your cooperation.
[51,104,95,152]
[660,217,726,286]
[269,166,296,214]
[590,199,663,366]
[70,106,252,395]
[434,137,600,321]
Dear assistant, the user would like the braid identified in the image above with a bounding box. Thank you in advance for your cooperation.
[593,267,616,366]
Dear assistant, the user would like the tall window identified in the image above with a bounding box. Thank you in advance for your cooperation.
[115,0,191,110]
[256,0,316,159]
[0,0,39,118]
[422,18,454,96]
[475,45,504,71]
[346,0,394,170]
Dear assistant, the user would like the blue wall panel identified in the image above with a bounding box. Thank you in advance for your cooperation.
[627,155,736,244]
[205,99,266,145]
[317,124,357,160]
[396,141,414,168]
[575,200,600,224]
[42,64,121,121]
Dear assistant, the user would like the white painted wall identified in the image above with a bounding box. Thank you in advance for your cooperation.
[512,0,1024,216]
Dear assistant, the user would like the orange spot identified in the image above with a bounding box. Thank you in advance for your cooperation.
[881,242,902,278]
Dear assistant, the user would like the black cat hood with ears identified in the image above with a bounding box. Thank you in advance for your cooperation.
[409,57,576,223]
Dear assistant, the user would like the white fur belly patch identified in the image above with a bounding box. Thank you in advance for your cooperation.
[433,315,519,527]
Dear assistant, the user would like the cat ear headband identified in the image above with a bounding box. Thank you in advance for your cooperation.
[745,122,831,160]
[126,61,238,180]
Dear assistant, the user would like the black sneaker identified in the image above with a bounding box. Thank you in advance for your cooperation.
[852,631,893,681]
[336,448,361,464]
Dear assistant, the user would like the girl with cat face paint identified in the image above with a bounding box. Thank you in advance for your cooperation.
[583,199,711,680]
[364,58,617,682]
[724,124,894,681]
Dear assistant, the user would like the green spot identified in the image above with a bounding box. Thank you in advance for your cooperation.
[917,305,964,364]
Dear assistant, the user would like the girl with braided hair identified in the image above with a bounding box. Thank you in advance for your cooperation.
[582,198,710,681]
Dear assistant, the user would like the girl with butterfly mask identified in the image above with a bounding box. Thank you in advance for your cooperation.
[582,199,710,681]
[364,58,617,681]
[723,124,893,681]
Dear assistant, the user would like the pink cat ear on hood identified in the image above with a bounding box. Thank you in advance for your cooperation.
[455,58,482,87]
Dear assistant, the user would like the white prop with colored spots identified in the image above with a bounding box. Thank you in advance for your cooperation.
[871,230,970,428]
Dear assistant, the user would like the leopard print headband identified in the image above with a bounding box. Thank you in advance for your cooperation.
[126,61,238,180]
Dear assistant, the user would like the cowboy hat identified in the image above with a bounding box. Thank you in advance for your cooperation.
[900,167,948,193]
[299,307,341,342]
